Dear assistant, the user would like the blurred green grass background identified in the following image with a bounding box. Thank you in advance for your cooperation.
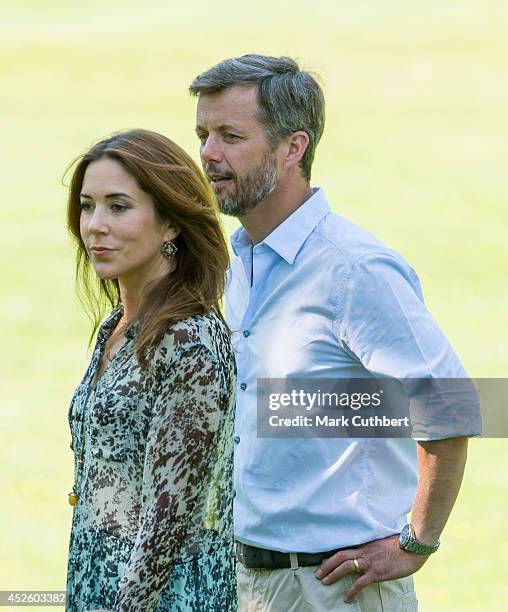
[1,1,507,610]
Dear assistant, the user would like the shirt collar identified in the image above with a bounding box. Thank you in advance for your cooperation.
[230,188,330,264]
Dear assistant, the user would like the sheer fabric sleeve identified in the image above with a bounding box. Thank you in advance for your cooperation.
[112,343,224,611]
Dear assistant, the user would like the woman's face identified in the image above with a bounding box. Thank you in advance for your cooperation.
[79,158,178,289]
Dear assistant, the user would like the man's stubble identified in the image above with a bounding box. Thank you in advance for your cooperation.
[214,151,279,217]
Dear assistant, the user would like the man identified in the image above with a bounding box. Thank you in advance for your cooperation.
[189,55,481,611]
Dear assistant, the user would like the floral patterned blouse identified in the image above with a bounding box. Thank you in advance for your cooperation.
[66,307,237,611]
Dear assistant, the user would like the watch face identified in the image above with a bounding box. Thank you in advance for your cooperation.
[399,523,411,547]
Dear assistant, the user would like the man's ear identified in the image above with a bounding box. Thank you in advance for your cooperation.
[283,131,310,170]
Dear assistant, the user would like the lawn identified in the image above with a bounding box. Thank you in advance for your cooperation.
[1,1,507,610]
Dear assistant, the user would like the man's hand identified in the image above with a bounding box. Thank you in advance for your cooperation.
[314,437,468,604]
[314,535,428,603]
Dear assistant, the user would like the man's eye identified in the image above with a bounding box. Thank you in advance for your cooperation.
[197,133,208,144]
[224,133,240,141]
[80,201,94,212]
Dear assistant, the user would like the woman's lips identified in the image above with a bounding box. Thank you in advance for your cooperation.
[91,247,115,256]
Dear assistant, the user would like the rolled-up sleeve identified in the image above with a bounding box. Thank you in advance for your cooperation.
[337,253,482,440]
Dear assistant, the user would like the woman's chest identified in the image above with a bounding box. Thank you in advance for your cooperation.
[69,356,153,462]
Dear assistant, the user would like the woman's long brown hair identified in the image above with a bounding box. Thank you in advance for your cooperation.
[66,129,229,367]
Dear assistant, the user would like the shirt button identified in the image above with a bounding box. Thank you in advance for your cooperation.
[243,330,250,338]
[234,435,240,444]
[240,383,247,391]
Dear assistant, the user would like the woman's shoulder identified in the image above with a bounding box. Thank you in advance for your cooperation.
[153,311,232,367]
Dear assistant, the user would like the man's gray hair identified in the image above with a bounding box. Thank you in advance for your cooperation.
[189,54,325,182]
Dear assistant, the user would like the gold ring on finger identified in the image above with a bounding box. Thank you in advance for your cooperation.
[352,558,362,574]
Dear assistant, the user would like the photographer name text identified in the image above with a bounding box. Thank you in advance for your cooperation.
[268,414,410,428]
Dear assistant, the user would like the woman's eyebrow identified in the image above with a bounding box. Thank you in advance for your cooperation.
[80,192,134,199]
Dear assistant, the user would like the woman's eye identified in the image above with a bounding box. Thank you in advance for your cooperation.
[80,201,94,212]
[111,202,128,212]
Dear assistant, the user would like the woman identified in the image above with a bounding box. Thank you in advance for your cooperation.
[65,129,236,611]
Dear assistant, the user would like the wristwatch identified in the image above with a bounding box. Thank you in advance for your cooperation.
[399,523,440,555]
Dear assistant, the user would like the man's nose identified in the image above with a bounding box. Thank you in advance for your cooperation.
[200,135,223,164]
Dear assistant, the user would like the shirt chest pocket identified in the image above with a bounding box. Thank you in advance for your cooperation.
[88,392,137,462]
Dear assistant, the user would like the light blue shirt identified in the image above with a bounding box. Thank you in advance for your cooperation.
[226,188,479,553]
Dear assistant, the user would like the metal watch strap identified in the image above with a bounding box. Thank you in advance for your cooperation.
[399,523,440,555]
[403,538,440,555]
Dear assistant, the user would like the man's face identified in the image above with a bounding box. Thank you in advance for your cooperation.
[195,85,279,217]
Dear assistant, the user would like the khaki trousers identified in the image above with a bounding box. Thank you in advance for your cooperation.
[237,563,418,612]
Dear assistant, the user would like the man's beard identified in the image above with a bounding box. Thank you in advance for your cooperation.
[213,152,279,217]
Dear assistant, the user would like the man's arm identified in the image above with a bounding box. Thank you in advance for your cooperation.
[315,436,469,603]
[412,436,468,544]
[323,253,479,602]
